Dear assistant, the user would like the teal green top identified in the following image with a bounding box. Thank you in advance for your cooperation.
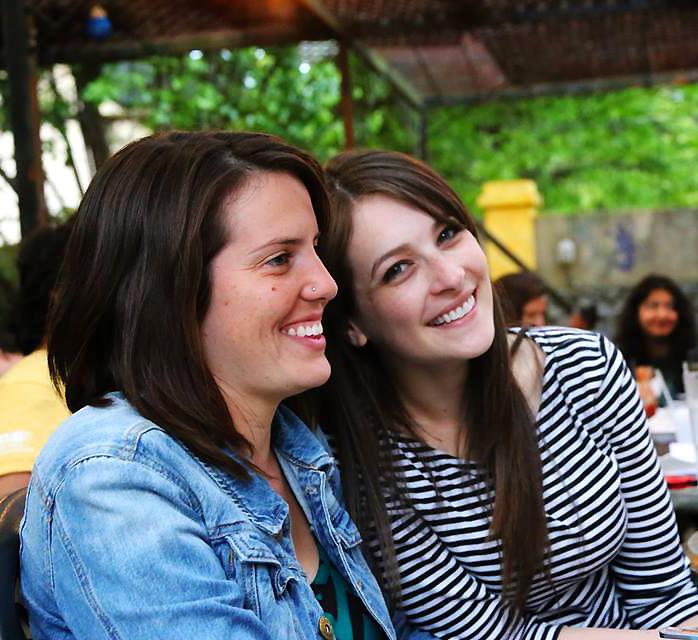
[311,545,383,640]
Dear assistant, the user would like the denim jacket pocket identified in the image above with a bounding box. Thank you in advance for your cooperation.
[219,532,304,616]
[329,507,363,549]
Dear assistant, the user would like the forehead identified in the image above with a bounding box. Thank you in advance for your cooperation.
[349,194,437,257]
[643,288,674,303]
[222,171,317,241]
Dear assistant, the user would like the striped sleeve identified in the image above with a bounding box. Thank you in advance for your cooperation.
[599,335,698,628]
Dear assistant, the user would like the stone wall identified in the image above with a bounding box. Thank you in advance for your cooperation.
[535,208,698,335]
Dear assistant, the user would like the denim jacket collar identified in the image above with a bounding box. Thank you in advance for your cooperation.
[272,404,335,472]
[193,403,335,537]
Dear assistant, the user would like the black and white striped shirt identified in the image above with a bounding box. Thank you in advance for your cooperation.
[370,328,698,639]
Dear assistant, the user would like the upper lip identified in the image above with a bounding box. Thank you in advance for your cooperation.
[281,314,323,330]
[427,290,476,325]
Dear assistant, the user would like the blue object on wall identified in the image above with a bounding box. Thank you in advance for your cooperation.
[87,5,112,40]
[615,224,636,272]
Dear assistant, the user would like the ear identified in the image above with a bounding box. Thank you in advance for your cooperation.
[346,319,368,348]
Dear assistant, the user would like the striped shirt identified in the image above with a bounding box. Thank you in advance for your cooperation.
[370,328,698,639]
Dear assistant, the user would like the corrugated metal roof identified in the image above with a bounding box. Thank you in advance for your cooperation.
[6,0,698,105]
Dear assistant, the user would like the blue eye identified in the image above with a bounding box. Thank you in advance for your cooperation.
[382,261,410,283]
[437,226,461,245]
[266,253,290,267]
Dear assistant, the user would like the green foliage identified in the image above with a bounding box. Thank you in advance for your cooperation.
[6,43,698,220]
[429,85,698,214]
[82,45,415,162]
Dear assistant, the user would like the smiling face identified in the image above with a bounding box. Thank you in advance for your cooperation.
[345,194,494,373]
[200,171,337,407]
[638,288,678,339]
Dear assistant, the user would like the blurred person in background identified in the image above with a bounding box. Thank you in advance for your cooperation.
[0,275,21,376]
[494,271,548,327]
[568,301,599,331]
[0,221,72,497]
[615,274,696,398]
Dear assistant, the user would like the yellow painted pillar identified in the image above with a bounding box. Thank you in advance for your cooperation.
[476,179,542,281]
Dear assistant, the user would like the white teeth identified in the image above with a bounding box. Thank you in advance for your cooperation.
[430,295,475,326]
[284,322,323,337]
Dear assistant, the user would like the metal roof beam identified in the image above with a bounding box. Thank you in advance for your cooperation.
[38,23,324,65]
[492,0,688,25]
[424,68,698,108]
[297,0,424,110]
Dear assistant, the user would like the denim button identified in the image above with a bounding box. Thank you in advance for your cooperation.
[318,615,335,639]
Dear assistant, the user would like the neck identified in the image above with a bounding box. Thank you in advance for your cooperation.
[645,336,671,359]
[387,358,468,456]
[217,382,279,469]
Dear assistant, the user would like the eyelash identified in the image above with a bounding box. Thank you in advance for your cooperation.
[380,226,462,284]
[382,261,411,284]
[437,225,461,244]
[265,252,290,268]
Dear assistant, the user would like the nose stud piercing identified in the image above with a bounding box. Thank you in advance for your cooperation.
[311,287,317,293]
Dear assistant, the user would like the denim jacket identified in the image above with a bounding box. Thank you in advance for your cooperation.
[19,394,396,640]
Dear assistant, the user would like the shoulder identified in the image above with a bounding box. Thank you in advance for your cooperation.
[512,326,613,371]
[0,350,50,387]
[510,328,620,409]
[32,394,186,499]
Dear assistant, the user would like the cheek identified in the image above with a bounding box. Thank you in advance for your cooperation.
[357,289,421,345]
[638,310,651,328]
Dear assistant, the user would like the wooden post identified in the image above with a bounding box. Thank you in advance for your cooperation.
[74,63,111,172]
[418,110,429,161]
[338,42,354,149]
[2,0,47,237]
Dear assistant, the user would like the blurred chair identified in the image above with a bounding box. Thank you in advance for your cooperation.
[0,487,28,640]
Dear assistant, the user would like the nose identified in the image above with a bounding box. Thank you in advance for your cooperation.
[304,254,338,302]
[428,253,464,294]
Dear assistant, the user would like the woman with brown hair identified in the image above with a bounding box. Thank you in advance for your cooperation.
[308,149,698,639]
[19,132,395,640]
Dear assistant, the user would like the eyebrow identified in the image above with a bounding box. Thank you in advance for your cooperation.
[249,237,302,255]
[249,233,319,256]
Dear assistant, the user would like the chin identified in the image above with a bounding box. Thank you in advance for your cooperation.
[289,362,332,396]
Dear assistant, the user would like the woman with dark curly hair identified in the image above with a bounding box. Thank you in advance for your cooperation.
[615,274,697,397]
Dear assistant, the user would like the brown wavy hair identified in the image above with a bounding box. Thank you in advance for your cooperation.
[305,149,548,611]
[48,131,328,479]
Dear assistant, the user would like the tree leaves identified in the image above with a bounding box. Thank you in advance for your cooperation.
[429,85,698,214]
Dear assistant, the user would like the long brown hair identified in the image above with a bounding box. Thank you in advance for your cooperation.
[48,131,328,480]
[310,149,548,610]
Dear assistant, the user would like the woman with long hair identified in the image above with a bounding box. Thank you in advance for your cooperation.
[615,274,696,397]
[19,132,395,640]
[308,149,698,639]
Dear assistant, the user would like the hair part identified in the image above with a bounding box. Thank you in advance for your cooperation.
[304,148,548,611]
[48,131,328,480]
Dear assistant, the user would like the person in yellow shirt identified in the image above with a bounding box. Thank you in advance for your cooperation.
[0,222,72,496]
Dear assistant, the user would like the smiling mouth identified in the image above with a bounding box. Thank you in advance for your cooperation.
[428,294,476,326]
[281,322,324,338]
